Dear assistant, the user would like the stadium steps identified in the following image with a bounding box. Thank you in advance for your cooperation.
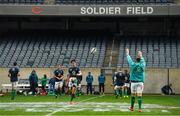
[103,38,113,67]
[111,38,119,67]
[6,34,105,68]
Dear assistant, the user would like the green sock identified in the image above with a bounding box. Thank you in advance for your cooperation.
[55,90,59,97]
[119,90,122,97]
[115,89,119,95]
[11,90,16,100]
[70,94,75,101]
[14,90,16,98]
[11,90,14,100]
[59,89,62,96]
[125,89,127,96]
[114,90,116,95]
[76,91,79,97]
[138,96,142,109]
[77,90,80,96]
[131,96,135,108]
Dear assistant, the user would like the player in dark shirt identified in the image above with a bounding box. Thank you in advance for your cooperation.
[68,59,82,104]
[48,77,56,95]
[124,70,130,98]
[8,62,20,100]
[54,65,64,98]
[114,70,125,98]
[28,70,38,96]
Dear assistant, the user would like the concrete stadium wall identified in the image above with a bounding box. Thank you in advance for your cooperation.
[144,68,180,94]
[0,68,101,89]
[0,68,180,94]
[169,69,180,94]
[144,68,168,94]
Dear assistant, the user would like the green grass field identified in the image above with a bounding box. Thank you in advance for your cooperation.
[0,94,180,115]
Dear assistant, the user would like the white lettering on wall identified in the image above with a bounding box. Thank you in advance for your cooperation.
[81,6,153,15]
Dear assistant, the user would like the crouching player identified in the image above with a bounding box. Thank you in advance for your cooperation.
[126,48,146,112]
[114,70,125,99]
[54,65,64,98]
[68,59,82,104]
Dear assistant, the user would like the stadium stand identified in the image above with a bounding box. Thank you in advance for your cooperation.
[0,32,180,68]
[0,0,173,4]
[0,0,44,4]
[0,33,106,68]
[117,36,180,68]
[55,0,173,4]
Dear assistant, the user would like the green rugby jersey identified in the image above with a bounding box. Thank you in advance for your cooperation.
[127,55,146,83]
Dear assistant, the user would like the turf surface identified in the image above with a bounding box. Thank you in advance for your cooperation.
[0,94,180,115]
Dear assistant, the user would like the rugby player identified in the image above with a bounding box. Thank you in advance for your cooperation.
[126,48,146,112]
[114,70,125,98]
[8,62,20,100]
[124,70,130,98]
[54,65,64,98]
[68,59,82,104]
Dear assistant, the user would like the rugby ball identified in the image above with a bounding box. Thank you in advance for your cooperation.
[90,47,97,54]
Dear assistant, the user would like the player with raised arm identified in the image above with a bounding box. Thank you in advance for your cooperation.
[54,65,64,98]
[8,62,20,100]
[68,59,82,104]
[126,48,146,112]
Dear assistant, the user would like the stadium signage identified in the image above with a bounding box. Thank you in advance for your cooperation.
[80,6,153,15]
[81,7,121,15]
[126,7,153,15]
[0,5,180,16]
[31,6,43,14]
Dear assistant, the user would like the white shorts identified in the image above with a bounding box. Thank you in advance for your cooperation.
[77,84,81,88]
[12,81,18,89]
[131,82,144,94]
[124,83,130,87]
[114,85,123,90]
[68,77,77,88]
[55,81,63,89]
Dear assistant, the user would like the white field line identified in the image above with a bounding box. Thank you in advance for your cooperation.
[78,94,105,103]
[45,95,105,116]
[45,109,61,116]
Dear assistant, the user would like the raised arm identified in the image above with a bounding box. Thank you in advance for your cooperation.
[138,51,146,67]
[126,48,135,66]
